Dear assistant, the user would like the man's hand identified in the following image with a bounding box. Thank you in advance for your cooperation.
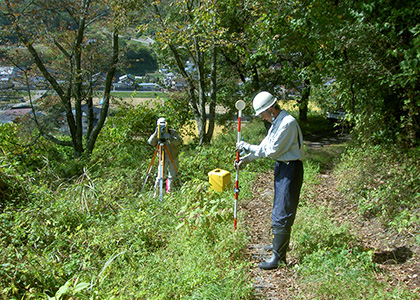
[234,154,251,170]
[236,141,251,152]
[158,132,171,144]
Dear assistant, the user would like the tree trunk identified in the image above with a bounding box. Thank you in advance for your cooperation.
[75,16,86,157]
[205,38,217,144]
[195,38,207,145]
[298,79,311,122]
[86,31,119,156]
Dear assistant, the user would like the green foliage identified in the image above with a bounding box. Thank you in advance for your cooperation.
[118,41,158,76]
[2,99,418,299]
[175,180,232,233]
[181,145,235,182]
[294,156,419,299]
[0,123,40,174]
[47,277,90,300]
[293,206,354,260]
[129,222,252,299]
[0,122,81,187]
[3,0,420,296]
[334,144,420,231]
[304,142,347,173]
[93,101,164,170]
[0,106,254,299]
[297,160,322,208]
[297,244,416,299]
[0,136,28,209]
[2,0,124,158]
[157,91,195,138]
[0,161,165,298]
[332,0,420,146]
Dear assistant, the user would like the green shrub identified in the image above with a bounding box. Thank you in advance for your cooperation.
[293,205,354,260]
[297,244,417,299]
[0,161,27,210]
[126,222,252,299]
[334,144,420,230]
[180,145,235,182]
[175,180,232,233]
[293,198,418,299]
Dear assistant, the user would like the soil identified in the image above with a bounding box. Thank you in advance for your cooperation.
[240,132,420,299]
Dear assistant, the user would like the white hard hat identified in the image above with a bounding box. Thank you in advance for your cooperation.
[252,91,277,115]
[157,117,166,126]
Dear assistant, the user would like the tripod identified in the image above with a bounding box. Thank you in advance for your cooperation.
[141,140,179,201]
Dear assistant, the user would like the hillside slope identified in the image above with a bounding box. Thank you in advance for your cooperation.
[241,134,420,299]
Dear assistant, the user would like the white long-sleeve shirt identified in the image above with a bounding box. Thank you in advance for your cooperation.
[248,110,304,162]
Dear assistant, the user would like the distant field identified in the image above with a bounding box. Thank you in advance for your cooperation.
[93,90,165,107]
[109,91,163,99]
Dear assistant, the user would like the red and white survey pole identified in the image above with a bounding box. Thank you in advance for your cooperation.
[234,100,246,230]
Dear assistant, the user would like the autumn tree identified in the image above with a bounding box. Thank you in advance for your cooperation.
[0,0,122,159]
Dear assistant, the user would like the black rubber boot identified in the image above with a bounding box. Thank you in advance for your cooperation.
[258,226,290,270]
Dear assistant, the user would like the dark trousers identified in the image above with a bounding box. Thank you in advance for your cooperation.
[272,160,304,229]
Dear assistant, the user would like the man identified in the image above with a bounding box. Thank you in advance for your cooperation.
[148,117,182,194]
[235,91,304,270]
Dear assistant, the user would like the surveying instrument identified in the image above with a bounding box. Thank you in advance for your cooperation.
[141,118,180,201]
[234,100,246,230]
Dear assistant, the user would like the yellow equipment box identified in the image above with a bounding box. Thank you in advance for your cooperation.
[208,169,231,192]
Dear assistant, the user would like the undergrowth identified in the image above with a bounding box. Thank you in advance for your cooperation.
[292,142,419,299]
[1,105,419,299]
[293,203,418,299]
[0,111,255,299]
[0,165,254,299]
[334,144,420,232]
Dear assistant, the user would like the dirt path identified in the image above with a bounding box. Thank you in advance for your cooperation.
[240,133,420,299]
[241,172,300,300]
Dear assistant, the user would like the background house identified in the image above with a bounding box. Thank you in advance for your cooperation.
[0,66,19,90]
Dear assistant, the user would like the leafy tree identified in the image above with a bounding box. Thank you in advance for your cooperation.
[303,0,420,146]
[126,0,238,145]
[241,0,333,122]
[209,0,326,122]
[215,0,271,114]
[243,0,420,143]
[0,0,122,159]
[118,41,158,76]
[215,0,283,103]
[137,0,221,144]
[347,0,420,145]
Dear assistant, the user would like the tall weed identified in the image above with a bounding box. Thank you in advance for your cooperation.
[293,191,418,299]
[127,222,252,299]
[334,144,420,231]
[298,245,416,299]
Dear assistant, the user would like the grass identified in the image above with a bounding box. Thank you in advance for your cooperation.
[304,142,347,173]
[334,144,420,229]
[1,101,419,299]
[0,118,255,299]
[110,90,164,99]
[293,203,418,299]
[291,140,420,299]
[0,168,254,299]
